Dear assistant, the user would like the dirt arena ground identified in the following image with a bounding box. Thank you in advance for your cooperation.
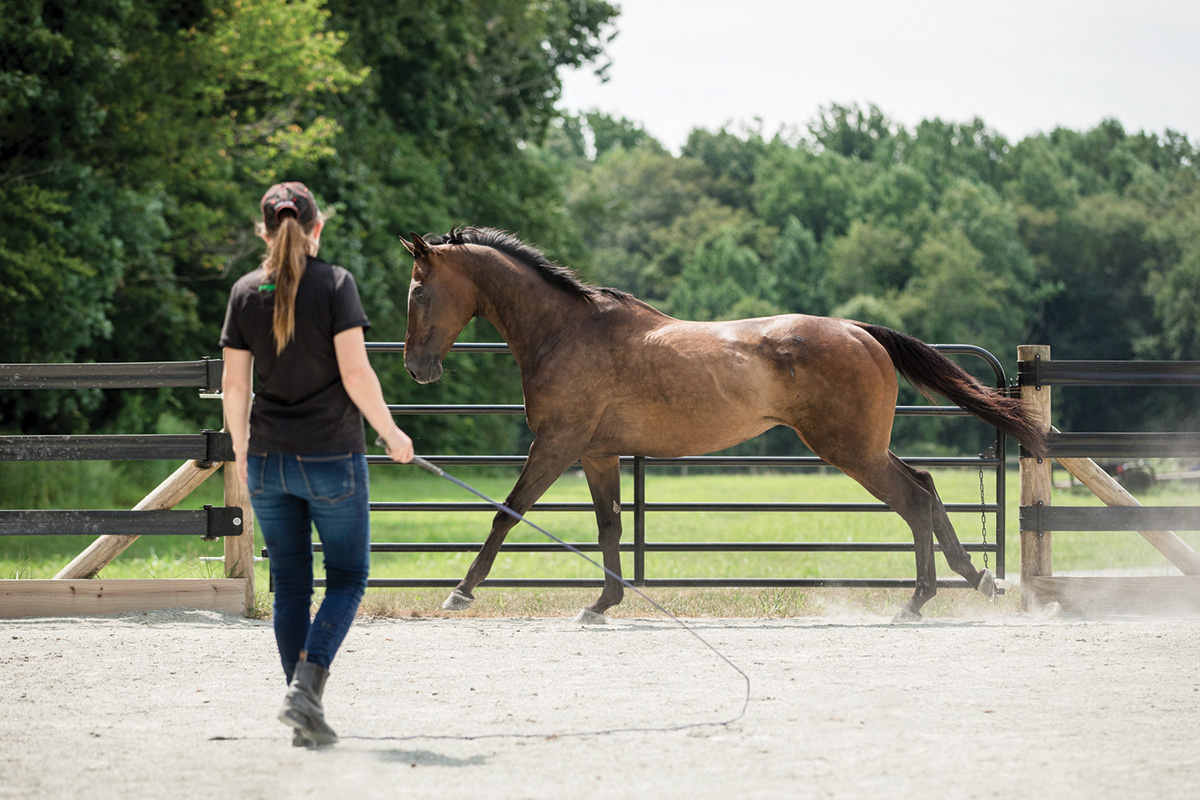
[3,606,1198,799]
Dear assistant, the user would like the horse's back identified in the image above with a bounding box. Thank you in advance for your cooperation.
[556,310,900,458]
[641,313,892,376]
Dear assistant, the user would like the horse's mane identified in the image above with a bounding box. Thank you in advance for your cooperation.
[428,226,629,302]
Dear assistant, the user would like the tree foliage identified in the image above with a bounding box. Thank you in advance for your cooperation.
[4,2,1200,457]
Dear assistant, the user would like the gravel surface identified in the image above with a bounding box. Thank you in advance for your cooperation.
[3,607,1199,799]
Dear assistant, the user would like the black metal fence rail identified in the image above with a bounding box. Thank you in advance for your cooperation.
[1016,356,1200,537]
[0,359,241,539]
[340,342,1009,591]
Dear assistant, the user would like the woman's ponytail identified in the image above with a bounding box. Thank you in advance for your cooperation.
[263,215,311,354]
[257,182,322,355]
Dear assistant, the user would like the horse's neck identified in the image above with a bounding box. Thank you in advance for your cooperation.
[469,258,585,370]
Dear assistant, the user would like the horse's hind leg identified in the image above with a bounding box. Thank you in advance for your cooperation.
[895,455,994,598]
[576,456,624,625]
[830,453,941,621]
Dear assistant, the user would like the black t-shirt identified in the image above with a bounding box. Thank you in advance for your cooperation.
[219,256,370,455]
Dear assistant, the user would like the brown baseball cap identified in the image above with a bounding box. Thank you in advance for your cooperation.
[260,181,318,229]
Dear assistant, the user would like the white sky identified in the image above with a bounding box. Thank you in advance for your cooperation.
[558,0,1200,152]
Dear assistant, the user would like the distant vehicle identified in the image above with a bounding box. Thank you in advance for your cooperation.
[1115,461,1156,491]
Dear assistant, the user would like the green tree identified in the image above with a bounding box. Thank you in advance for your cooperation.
[772,216,832,316]
[898,117,1010,193]
[858,163,935,234]
[809,102,900,163]
[1033,193,1159,359]
[666,232,778,321]
[1144,217,1200,360]
[1,0,363,433]
[568,145,710,298]
[895,228,1007,346]
[1006,136,1081,212]
[681,124,776,211]
[754,146,869,242]
[825,221,914,300]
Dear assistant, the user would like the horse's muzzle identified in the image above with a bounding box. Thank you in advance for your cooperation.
[405,357,443,384]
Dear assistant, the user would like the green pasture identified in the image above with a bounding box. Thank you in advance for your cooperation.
[3,459,1199,617]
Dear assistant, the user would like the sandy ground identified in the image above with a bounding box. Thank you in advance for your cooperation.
[3,607,1199,800]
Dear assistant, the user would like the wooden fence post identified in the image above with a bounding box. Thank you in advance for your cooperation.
[222,462,255,615]
[1018,345,1053,608]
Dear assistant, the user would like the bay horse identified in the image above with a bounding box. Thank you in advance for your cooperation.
[399,227,1047,623]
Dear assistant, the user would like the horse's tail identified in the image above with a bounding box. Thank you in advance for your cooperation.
[857,324,1048,459]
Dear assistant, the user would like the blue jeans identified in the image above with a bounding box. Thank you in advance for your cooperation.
[248,453,370,683]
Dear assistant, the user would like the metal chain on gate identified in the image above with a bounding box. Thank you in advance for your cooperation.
[978,442,995,571]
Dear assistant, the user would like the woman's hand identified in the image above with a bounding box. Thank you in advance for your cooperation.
[377,429,414,463]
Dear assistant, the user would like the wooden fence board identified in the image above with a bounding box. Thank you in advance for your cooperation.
[0,579,249,618]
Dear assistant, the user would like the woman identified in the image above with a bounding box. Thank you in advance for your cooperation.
[220,181,413,747]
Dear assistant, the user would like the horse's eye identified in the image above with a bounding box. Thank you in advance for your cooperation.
[411,286,427,302]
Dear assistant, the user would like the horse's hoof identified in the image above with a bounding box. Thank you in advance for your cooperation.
[442,589,474,611]
[573,608,607,625]
[977,568,996,599]
[892,607,923,624]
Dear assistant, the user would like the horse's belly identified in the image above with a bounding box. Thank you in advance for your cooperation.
[594,407,779,458]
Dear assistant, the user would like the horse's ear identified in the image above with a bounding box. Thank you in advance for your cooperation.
[398,235,416,257]
[410,232,434,260]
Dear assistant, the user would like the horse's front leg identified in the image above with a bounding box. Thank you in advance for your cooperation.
[574,455,623,625]
[442,438,581,611]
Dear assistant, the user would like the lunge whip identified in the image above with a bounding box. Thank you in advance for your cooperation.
[374,450,752,739]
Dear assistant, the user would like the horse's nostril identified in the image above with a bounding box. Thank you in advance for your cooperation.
[403,360,441,384]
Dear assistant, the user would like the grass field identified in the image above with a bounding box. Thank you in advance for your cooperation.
[4,460,1199,617]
